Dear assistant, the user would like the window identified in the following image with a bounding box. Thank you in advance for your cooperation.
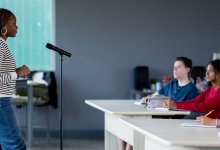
[0,0,55,70]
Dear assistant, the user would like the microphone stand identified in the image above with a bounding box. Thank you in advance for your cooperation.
[46,43,71,150]
[59,53,63,150]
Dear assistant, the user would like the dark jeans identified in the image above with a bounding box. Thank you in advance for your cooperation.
[0,98,26,150]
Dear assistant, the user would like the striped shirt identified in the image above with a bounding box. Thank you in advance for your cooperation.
[0,37,18,97]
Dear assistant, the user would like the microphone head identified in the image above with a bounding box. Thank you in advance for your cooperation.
[46,43,53,49]
[45,43,72,57]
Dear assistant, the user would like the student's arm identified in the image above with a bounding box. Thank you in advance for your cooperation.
[179,89,206,103]
[184,86,199,100]
[164,89,206,109]
[140,92,158,103]
[0,46,17,85]
[158,80,171,96]
[144,80,171,104]
[176,89,220,112]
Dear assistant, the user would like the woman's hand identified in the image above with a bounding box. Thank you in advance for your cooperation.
[16,65,30,77]
[163,99,176,109]
[196,116,218,126]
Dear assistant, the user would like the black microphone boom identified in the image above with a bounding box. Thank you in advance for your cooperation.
[46,43,71,150]
[46,43,72,57]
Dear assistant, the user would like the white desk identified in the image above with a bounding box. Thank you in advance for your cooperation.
[16,79,33,147]
[121,118,220,150]
[85,100,190,150]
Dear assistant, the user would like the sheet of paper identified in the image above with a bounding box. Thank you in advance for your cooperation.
[181,122,216,128]
[154,107,169,111]
[134,101,146,105]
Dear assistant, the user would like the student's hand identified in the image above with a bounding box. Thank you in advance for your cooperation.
[140,92,159,104]
[140,96,148,103]
[196,116,218,126]
[16,65,30,77]
[163,99,176,109]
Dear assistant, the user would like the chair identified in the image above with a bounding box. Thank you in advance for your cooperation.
[190,66,206,85]
[11,71,58,141]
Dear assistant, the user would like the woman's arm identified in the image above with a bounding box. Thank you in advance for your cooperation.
[163,90,206,109]
[0,46,17,85]
[176,92,220,112]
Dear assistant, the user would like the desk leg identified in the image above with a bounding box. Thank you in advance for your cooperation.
[105,130,116,150]
[133,131,145,150]
[104,129,110,150]
[27,85,33,147]
[105,114,119,150]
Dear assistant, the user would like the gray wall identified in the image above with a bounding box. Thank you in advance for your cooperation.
[19,0,220,137]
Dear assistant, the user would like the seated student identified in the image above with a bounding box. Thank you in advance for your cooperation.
[140,56,198,104]
[118,57,198,150]
[164,59,220,119]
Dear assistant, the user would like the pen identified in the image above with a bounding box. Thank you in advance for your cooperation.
[204,110,214,117]
[163,100,168,107]
[144,97,149,108]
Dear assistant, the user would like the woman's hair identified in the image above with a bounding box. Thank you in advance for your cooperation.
[208,59,220,73]
[0,8,14,32]
[176,57,192,70]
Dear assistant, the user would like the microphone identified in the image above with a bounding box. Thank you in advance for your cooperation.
[46,43,72,57]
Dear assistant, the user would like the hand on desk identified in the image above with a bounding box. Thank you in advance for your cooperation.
[140,95,153,104]
[140,96,148,104]
[16,65,30,78]
[140,92,159,104]
[196,116,218,126]
[163,99,176,109]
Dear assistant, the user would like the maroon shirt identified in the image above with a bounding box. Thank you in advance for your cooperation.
[176,86,220,119]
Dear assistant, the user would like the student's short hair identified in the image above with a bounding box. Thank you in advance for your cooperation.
[176,57,192,70]
[0,8,14,33]
[208,59,220,73]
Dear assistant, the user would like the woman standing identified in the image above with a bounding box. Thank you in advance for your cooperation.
[0,8,30,150]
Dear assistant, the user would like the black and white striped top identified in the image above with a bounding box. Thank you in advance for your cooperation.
[0,37,18,97]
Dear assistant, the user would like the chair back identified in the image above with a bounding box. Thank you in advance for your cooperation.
[190,66,206,84]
